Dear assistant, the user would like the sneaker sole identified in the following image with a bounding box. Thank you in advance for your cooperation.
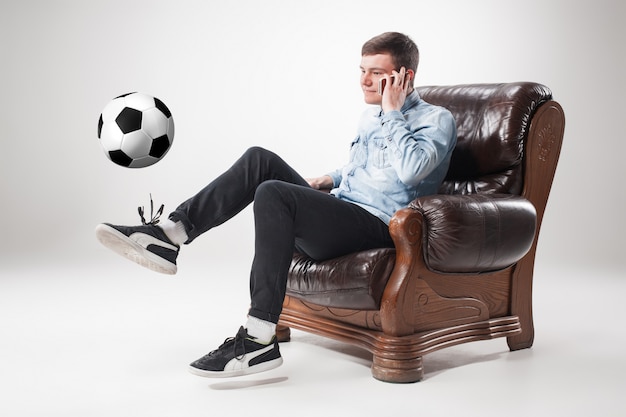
[95,224,177,275]
[187,357,283,378]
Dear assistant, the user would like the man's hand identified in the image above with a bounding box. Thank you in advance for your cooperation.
[381,67,412,114]
[306,175,334,190]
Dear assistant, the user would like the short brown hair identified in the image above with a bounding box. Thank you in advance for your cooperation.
[361,32,419,74]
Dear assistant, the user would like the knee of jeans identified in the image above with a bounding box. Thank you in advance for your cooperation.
[255,180,283,200]
[255,180,294,211]
[244,146,274,161]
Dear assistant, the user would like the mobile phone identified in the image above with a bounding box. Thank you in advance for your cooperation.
[377,74,411,95]
[377,75,394,95]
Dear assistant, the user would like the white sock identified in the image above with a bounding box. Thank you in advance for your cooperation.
[158,218,188,245]
[245,316,276,345]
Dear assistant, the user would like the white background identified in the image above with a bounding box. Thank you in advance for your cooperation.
[1,1,624,416]
[1,0,624,271]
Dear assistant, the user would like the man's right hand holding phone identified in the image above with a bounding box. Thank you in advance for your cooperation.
[378,67,413,114]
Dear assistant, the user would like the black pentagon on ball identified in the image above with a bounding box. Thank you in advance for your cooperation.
[97,114,103,138]
[154,97,172,118]
[150,135,170,158]
[114,92,136,99]
[109,149,133,167]
[115,107,143,134]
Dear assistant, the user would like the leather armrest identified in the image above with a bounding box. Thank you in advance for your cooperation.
[406,194,536,273]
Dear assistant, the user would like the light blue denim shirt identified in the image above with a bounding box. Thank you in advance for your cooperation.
[328,90,457,224]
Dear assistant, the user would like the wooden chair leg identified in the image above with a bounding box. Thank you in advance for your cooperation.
[507,259,535,351]
[276,324,291,342]
[371,354,424,383]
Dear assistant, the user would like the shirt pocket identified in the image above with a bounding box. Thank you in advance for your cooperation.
[349,136,366,167]
[371,137,391,169]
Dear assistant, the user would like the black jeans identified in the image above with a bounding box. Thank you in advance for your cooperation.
[170,147,394,323]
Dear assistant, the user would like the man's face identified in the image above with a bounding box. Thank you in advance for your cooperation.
[360,53,396,105]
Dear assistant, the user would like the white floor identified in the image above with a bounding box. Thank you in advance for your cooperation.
[1,259,624,417]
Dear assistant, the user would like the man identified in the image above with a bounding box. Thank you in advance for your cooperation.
[95,32,456,378]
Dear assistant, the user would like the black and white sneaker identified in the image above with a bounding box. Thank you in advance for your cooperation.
[188,326,283,378]
[96,196,179,275]
[95,223,179,275]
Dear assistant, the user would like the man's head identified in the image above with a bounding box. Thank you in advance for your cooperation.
[360,32,419,105]
[361,32,419,75]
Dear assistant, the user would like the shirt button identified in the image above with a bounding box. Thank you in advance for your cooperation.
[395,151,402,158]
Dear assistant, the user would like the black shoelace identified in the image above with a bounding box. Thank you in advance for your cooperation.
[138,194,164,225]
[210,327,248,360]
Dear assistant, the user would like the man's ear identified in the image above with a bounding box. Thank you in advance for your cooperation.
[406,69,415,81]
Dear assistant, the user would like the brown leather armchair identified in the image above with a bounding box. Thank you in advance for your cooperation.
[277,82,565,383]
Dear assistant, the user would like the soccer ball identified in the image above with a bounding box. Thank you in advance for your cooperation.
[97,92,175,168]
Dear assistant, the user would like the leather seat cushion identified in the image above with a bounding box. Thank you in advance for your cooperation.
[286,248,396,310]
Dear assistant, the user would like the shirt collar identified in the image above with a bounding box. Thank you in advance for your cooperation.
[378,89,421,117]
[402,89,421,112]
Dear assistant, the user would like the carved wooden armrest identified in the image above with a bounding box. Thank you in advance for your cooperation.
[379,194,536,336]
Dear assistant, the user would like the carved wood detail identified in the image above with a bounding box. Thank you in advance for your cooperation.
[279,305,521,383]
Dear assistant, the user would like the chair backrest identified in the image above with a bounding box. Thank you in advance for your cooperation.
[417,82,553,196]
